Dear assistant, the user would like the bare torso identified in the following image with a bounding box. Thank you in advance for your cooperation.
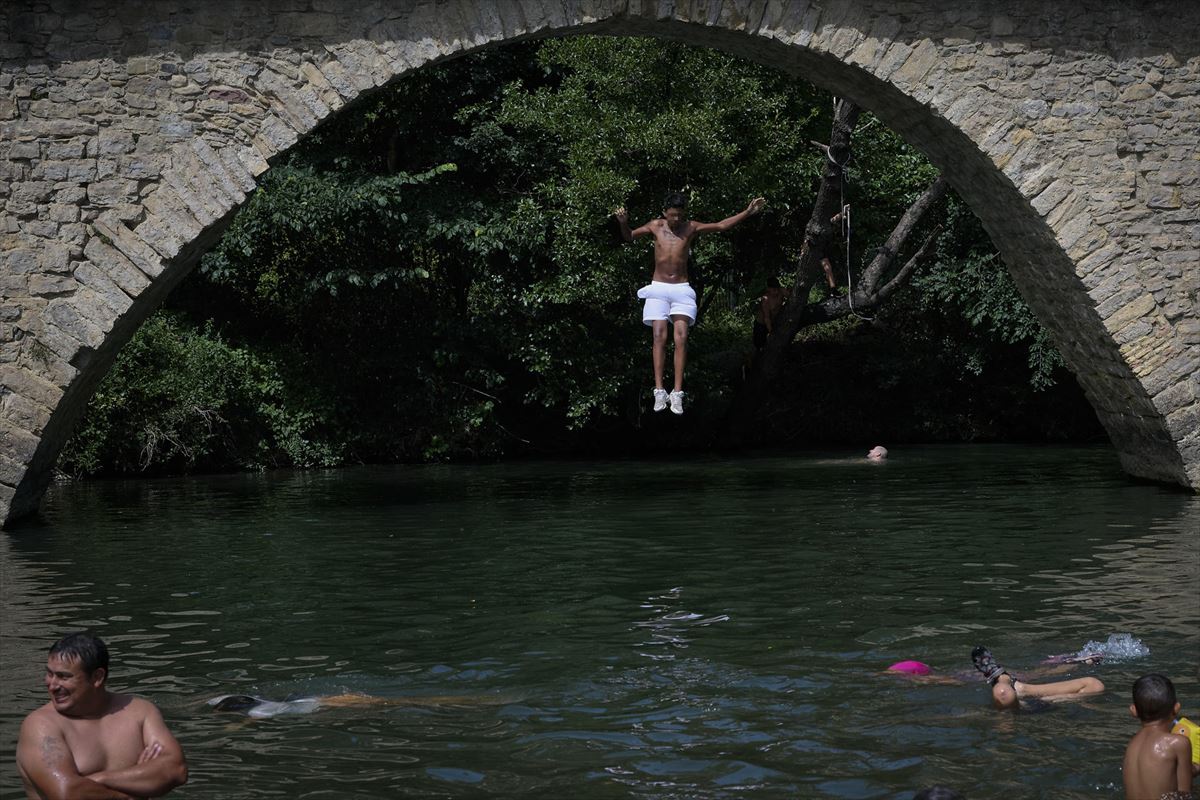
[648,219,697,283]
[1123,724,1191,799]
[755,286,789,325]
[19,695,149,798]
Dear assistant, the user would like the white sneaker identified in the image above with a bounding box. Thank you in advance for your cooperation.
[668,390,684,415]
[652,388,669,412]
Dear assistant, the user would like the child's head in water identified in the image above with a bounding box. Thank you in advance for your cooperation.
[1131,673,1179,721]
[867,445,888,461]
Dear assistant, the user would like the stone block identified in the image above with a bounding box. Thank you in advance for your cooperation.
[186,137,247,205]
[116,153,163,180]
[32,158,97,182]
[80,236,148,295]
[45,298,106,349]
[73,262,134,316]
[131,215,185,261]
[0,363,64,410]
[1154,378,1197,416]
[0,452,27,488]
[86,179,138,206]
[215,144,259,193]
[92,212,166,278]
[1166,403,1199,440]
[29,274,75,296]
[144,177,211,230]
[8,140,40,159]
[47,203,80,223]
[125,56,156,75]
[45,139,86,160]
[252,114,299,161]
[0,390,51,435]
[96,127,136,155]
[0,419,41,464]
[1103,292,1157,333]
[38,241,70,273]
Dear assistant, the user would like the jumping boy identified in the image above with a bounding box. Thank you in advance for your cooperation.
[1123,673,1196,800]
[614,193,765,414]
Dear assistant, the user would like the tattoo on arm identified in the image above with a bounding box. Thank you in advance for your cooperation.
[39,734,65,766]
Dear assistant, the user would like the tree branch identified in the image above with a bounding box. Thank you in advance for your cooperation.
[856,175,948,293]
[865,223,942,304]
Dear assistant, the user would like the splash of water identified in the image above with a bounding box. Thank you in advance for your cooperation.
[1077,633,1150,661]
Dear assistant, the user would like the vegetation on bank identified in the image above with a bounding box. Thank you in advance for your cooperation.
[58,37,1102,478]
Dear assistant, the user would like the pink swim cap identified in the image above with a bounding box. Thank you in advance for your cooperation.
[887,660,932,675]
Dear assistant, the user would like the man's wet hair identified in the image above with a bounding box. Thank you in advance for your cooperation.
[209,695,262,713]
[663,192,687,210]
[49,632,109,676]
[1132,673,1177,721]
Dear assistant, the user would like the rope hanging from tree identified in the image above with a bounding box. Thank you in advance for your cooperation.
[824,137,874,322]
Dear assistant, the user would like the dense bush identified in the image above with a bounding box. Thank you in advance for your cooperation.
[58,313,345,477]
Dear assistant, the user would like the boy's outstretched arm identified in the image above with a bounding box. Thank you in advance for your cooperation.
[692,197,766,234]
[613,207,653,242]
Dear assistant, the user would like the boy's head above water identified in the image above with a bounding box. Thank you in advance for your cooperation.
[1131,673,1179,722]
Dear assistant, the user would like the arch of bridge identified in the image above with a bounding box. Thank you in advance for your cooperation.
[1,0,1197,526]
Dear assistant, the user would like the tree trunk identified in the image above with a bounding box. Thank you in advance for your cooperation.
[718,103,948,448]
[720,99,860,445]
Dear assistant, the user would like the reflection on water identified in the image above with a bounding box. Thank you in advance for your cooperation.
[1,445,1197,799]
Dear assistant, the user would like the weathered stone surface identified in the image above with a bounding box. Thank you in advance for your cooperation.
[1,0,1197,528]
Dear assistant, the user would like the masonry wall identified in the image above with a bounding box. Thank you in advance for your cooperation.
[1,0,1196,526]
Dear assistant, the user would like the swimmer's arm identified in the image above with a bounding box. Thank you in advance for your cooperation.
[89,702,188,796]
[1017,676,1104,701]
[690,197,766,235]
[17,716,137,800]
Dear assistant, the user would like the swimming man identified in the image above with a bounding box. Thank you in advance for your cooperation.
[614,193,766,415]
[209,691,488,718]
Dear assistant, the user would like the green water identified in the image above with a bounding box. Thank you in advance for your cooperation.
[2,445,1197,799]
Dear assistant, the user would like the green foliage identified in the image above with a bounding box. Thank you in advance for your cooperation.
[911,197,1067,390]
[58,313,344,477]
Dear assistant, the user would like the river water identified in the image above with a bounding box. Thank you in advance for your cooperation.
[1,445,1197,799]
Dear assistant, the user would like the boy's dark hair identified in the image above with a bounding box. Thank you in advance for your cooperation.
[767,276,781,289]
[914,788,965,800]
[49,632,110,677]
[1132,673,1177,721]
[663,191,687,210]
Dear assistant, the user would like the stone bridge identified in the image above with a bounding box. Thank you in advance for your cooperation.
[1,0,1197,526]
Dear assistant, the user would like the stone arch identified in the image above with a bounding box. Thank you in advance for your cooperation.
[2,0,1197,526]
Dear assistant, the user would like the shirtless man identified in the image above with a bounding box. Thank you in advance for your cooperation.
[753,276,790,350]
[615,192,765,415]
[1123,674,1196,800]
[16,632,187,800]
[972,645,1104,710]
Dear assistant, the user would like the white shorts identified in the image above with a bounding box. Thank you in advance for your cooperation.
[638,281,697,326]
